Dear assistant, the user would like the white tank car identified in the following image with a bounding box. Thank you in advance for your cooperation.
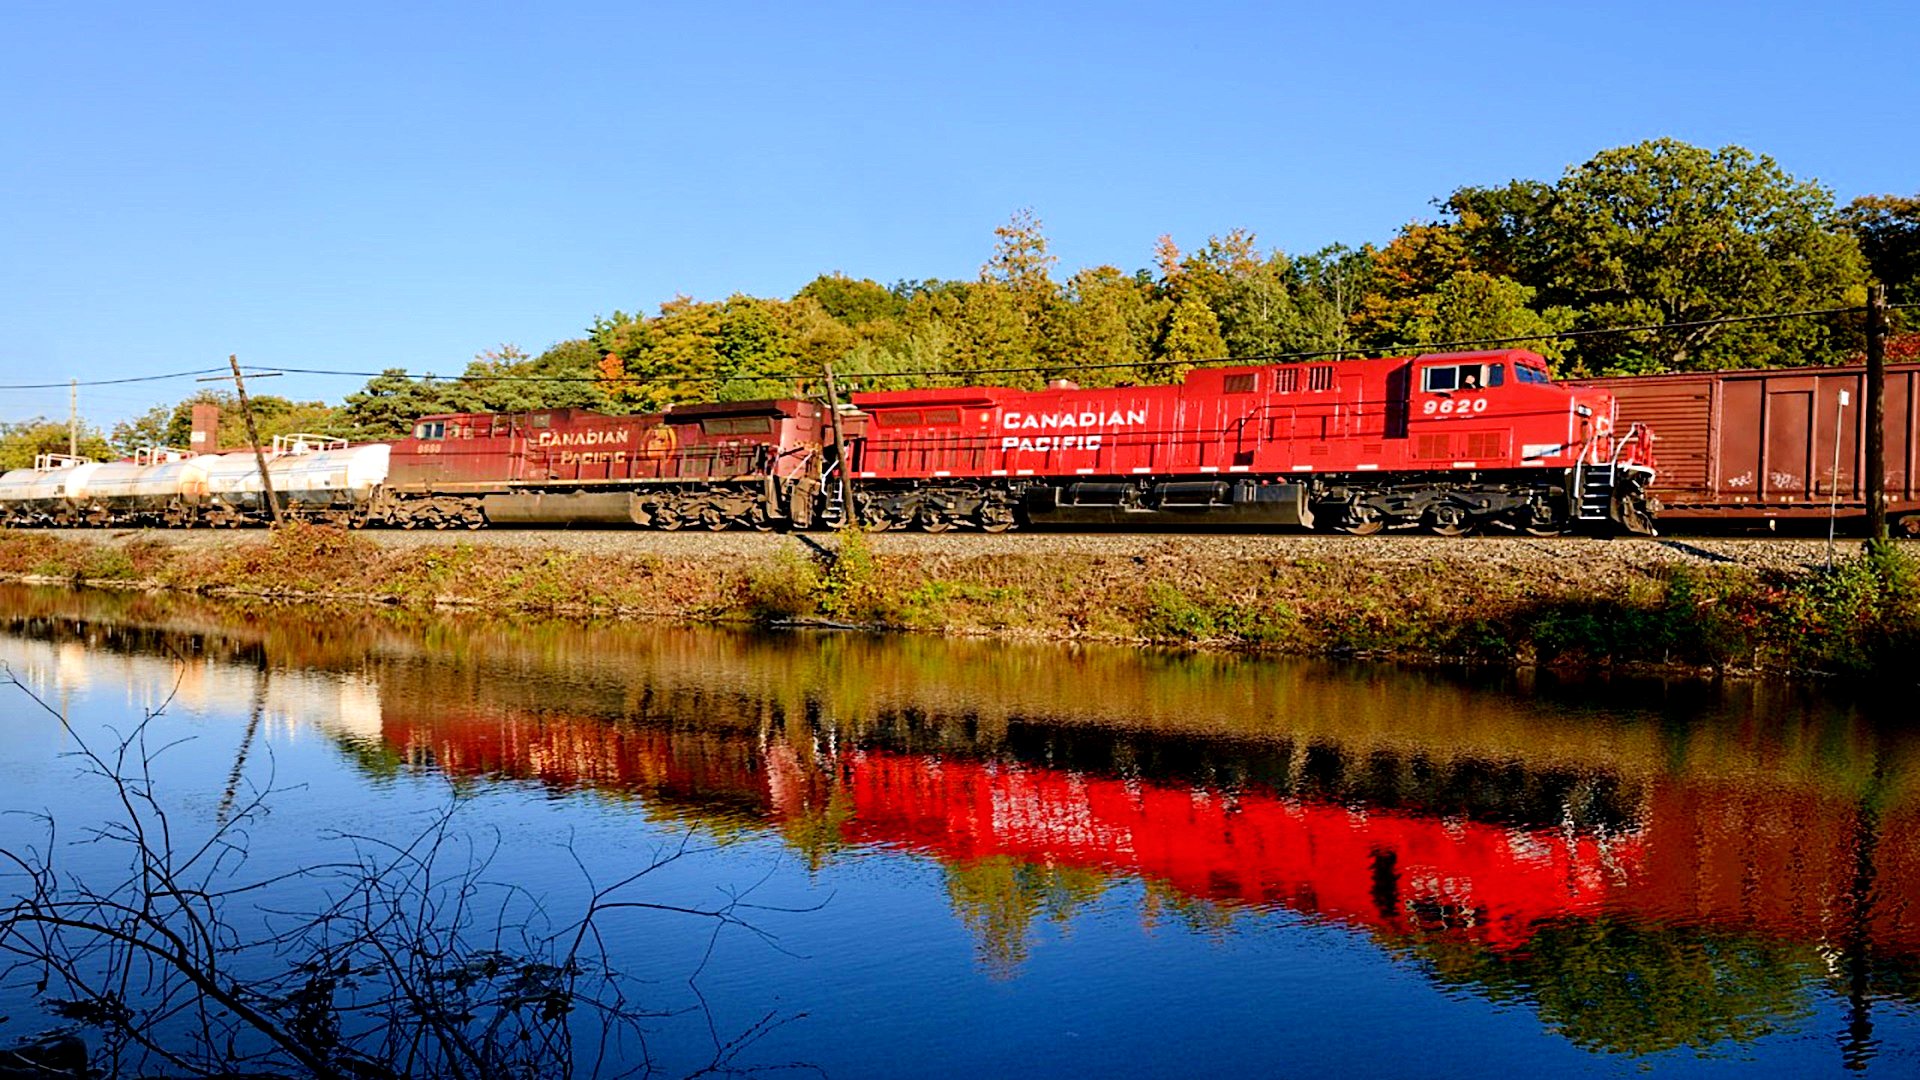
[203,451,274,513]
[0,468,39,523]
[202,438,390,521]
[74,451,211,523]
[136,454,214,522]
[269,439,391,509]
[76,461,146,520]
[22,460,104,523]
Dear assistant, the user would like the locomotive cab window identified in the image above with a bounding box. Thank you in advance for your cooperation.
[1222,374,1257,394]
[413,421,446,440]
[1423,364,1499,393]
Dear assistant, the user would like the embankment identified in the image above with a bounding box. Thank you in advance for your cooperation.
[0,526,1914,680]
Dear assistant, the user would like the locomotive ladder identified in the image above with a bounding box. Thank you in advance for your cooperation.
[1575,463,1617,522]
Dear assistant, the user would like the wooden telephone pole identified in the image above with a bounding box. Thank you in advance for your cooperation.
[1865,285,1888,541]
[229,354,284,527]
[822,364,859,528]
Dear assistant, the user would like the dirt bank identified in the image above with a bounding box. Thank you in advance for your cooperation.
[2,527,1912,680]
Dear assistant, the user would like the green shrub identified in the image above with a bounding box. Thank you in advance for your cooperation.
[744,546,823,623]
[819,529,880,621]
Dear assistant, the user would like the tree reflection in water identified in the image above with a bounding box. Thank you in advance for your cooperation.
[5,582,1918,1065]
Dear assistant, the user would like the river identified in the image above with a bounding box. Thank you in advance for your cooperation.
[1,583,1915,1077]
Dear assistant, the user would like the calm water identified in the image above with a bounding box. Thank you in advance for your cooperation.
[1,583,1917,1078]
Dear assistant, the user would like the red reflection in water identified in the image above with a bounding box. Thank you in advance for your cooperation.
[389,710,1920,958]
[774,746,1633,949]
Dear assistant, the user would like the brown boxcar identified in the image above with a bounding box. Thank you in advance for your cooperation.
[1570,363,1920,535]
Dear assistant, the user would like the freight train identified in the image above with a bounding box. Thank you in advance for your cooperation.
[0,348,1658,536]
[1570,361,1920,537]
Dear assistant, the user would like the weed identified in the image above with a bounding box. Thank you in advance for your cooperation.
[744,545,823,623]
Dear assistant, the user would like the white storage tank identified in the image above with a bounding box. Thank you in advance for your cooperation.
[0,468,38,509]
[25,461,103,517]
[271,442,391,507]
[134,455,212,510]
[203,452,269,510]
[79,461,146,512]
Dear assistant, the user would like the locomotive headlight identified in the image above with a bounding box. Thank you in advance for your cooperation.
[1575,404,1593,417]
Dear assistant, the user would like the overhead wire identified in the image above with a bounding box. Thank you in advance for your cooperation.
[0,300,1913,393]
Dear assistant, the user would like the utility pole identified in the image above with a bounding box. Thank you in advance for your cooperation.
[1865,284,1888,541]
[68,379,78,457]
[229,354,284,527]
[822,363,859,528]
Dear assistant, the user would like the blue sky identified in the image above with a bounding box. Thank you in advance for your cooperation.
[2,1,1915,428]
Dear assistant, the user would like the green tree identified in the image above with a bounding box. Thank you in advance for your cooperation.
[340,371,464,439]
[1839,193,1920,302]
[442,340,620,415]
[595,295,802,409]
[1540,140,1868,371]
[0,418,112,469]
[1152,295,1228,381]
[109,404,176,456]
[1399,271,1576,364]
[1289,244,1377,359]
[1174,230,1311,360]
[1055,265,1158,386]
[796,273,904,325]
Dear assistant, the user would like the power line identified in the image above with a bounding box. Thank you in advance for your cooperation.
[1,299,1914,393]
[0,367,230,391]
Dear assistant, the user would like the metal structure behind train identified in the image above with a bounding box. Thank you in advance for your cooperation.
[0,348,1658,536]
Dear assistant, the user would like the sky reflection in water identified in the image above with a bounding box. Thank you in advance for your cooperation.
[1,584,1916,1078]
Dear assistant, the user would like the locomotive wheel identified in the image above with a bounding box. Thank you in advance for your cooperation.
[1523,522,1566,538]
[700,507,728,531]
[921,514,954,533]
[1427,506,1474,538]
[977,504,1016,533]
[1337,507,1385,536]
[655,512,684,531]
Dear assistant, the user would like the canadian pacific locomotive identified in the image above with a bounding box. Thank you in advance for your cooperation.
[0,348,1657,536]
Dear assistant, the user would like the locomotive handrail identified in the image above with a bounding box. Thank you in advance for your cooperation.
[1607,423,1654,469]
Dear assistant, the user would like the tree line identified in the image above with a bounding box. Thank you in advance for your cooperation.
[6,137,1918,462]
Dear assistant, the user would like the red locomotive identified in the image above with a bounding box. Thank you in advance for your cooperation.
[376,398,828,530]
[844,348,1656,535]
